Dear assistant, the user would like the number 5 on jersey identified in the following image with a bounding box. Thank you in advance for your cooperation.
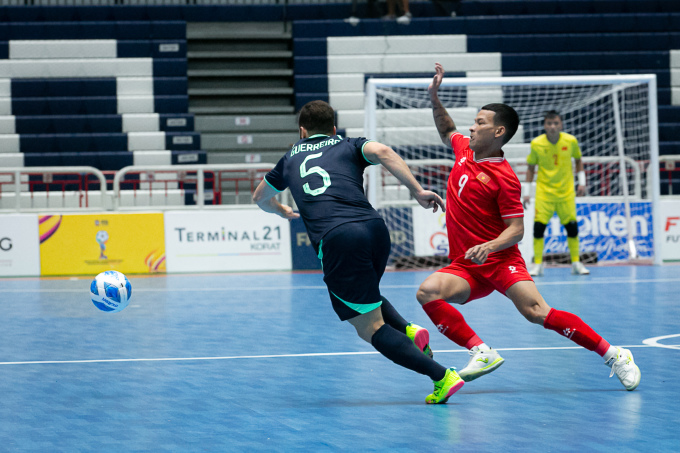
[300,152,331,196]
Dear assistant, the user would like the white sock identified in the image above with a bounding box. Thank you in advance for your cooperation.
[603,346,618,364]
[471,343,491,353]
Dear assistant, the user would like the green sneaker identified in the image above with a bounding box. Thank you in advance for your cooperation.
[426,368,464,404]
[405,323,434,358]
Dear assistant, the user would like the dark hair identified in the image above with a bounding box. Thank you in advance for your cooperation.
[543,110,562,121]
[481,103,520,144]
[298,100,335,135]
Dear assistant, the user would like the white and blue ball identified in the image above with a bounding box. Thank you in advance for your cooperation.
[90,270,132,313]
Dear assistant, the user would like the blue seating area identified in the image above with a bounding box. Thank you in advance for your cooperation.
[0,1,676,192]
[0,16,205,172]
[13,113,194,134]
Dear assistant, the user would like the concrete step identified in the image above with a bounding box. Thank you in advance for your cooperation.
[189,87,294,96]
[190,105,296,115]
[188,69,293,78]
[196,114,297,132]
[189,40,290,53]
[202,131,299,151]
[188,50,293,59]
[187,22,290,39]
[188,60,291,71]
[190,77,292,90]
[190,95,292,109]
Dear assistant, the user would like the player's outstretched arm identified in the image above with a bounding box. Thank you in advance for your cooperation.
[363,141,445,213]
[429,63,457,145]
[253,179,300,220]
[464,217,524,265]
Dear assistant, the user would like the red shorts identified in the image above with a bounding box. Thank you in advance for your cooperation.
[437,252,533,303]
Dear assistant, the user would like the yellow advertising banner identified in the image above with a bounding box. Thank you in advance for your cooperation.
[39,213,166,276]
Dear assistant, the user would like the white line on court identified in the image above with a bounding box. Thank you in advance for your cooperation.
[642,333,680,350]
[0,343,675,366]
[1,277,680,293]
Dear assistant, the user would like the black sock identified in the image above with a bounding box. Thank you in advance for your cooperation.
[371,324,447,381]
[380,296,409,333]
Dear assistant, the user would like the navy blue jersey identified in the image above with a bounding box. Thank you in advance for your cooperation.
[264,134,383,250]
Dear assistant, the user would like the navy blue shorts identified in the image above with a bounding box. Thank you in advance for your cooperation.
[318,218,391,321]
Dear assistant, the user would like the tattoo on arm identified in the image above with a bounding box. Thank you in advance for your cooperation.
[432,98,456,143]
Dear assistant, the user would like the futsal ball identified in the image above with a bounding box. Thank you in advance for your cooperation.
[90,270,132,313]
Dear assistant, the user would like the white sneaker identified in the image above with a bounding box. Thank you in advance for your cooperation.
[572,261,590,275]
[396,12,412,24]
[605,347,641,391]
[458,348,505,382]
[529,263,544,277]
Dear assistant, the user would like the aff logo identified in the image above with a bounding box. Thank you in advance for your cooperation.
[563,328,575,339]
[457,157,467,166]
[437,324,448,335]
[508,266,518,274]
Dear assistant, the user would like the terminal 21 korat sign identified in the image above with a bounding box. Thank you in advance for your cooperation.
[164,209,292,272]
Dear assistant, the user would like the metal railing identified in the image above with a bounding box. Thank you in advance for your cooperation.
[0,166,108,212]
[112,163,276,210]
[658,155,680,196]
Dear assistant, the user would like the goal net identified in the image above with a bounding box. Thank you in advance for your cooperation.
[362,75,661,268]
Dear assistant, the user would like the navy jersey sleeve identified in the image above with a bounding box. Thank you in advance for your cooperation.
[264,155,287,192]
[347,137,377,167]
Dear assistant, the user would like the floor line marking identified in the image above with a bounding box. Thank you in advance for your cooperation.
[642,333,680,350]
[2,277,680,293]
[0,343,673,366]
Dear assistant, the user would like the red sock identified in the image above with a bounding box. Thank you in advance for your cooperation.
[543,308,610,356]
[422,299,482,349]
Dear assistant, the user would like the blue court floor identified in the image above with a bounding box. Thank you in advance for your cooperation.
[0,265,678,452]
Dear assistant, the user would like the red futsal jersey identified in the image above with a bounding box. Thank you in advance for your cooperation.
[445,132,525,262]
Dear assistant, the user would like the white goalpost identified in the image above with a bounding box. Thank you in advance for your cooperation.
[363,74,661,268]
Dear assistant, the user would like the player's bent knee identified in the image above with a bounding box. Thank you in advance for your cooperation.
[533,222,547,239]
[564,220,579,238]
[416,282,440,305]
[519,302,549,324]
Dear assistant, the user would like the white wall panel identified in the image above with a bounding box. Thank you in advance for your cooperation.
[117,95,155,114]
[122,113,160,132]
[0,79,11,97]
[327,35,466,55]
[0,153,23,167]
[0,59,153,78]
[0,134,20,153]
[128,131,165,150]
[328,53,501,74]
[0,115,15,134]
[328,74,364,92]
[9,40,117,59]
[117,77,154,95]
[133,150,172,166]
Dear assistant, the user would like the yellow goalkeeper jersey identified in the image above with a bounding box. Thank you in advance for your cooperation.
[527,132,582,201]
